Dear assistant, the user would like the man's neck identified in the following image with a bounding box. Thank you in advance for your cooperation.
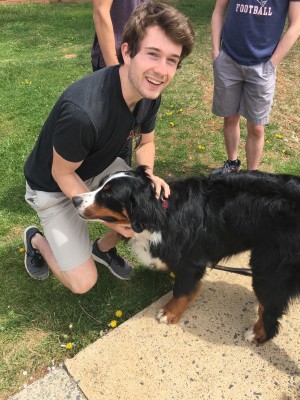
[119,65,142,113]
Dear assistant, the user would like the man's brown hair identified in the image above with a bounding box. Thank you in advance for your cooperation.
[117,1,195,68]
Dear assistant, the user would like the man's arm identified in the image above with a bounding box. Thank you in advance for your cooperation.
[135,131,170,198]
[52,148,133,236]
[270,2,300,67]
[51,148,89,198]
[211,0,230,60]
[93,0,119,66]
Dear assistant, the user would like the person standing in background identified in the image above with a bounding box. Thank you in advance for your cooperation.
[211,0,300,173]
[91,0,148,164]
[91,0,148,71]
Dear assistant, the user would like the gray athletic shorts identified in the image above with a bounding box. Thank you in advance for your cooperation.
[25,158,131,271]
[212,50,277,125]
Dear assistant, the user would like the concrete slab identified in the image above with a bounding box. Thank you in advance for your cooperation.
[65,252,300,400]
[9,367,86,400]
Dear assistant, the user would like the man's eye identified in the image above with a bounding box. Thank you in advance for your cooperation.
[168,58,178,65]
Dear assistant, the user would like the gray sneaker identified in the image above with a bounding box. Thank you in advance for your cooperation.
[24,226,49,280]
[211,159,241,174]
[92,240,133,280]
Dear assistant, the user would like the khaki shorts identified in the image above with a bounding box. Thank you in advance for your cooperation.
[212,50,277,125]
[25,158,131,271]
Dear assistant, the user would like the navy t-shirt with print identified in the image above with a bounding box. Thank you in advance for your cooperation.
[24,65,160,192]
[221,0,299,65]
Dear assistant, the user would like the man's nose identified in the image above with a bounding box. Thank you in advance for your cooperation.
[153,58,168,77]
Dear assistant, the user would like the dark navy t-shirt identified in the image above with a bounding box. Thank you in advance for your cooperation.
[24,65,160,192]
[221,0,299,65]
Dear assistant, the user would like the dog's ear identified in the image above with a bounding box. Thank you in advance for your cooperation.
[125,184,166,233]
[130,192,166,233]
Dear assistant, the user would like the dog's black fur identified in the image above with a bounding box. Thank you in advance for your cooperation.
[73,166,300,343]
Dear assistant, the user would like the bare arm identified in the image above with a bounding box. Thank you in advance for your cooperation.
[135,131,170,198]
[51,148,89,198]
[270,2,300,66]
[52,148,133,236]
[211,0,230,60]
[93,0,119,66]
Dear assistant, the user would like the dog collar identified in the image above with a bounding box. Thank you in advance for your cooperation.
[159,190,169,209]
[161,198,168,209]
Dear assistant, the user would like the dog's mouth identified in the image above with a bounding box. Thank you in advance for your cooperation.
[76,207,130,225]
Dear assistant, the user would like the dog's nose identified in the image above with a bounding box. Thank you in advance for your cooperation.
[72,196,83,208]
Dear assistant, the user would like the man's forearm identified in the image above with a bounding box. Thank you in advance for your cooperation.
[271,27,300,66]
[53,171,89,199]
[135,141,156,174]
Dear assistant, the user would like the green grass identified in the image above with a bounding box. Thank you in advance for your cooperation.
[0,1,299,398]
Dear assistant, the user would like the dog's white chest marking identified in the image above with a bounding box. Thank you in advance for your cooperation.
[131,230,168,271]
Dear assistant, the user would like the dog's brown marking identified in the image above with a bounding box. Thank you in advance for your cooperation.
[253,303,268,343]
[161,281,201,323]
[83,204,130,224]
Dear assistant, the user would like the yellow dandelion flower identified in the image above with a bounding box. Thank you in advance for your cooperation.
[281,149,286,153]
[169,122,175,127]
[169,272,175,279]
[197,145,206,150]
[166,111,173,116]
[115,310,123,318]
[178,108,183,113]
[66,342,73,349]
[19,247,25,253]
[109,320,117,328]
[265,140,270,144]
[275,134,282,139]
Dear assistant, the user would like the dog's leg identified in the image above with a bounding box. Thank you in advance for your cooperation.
[245,272,289,344]
[245,303,268,344]
[157,268,204,324]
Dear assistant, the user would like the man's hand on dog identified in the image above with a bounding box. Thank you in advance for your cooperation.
[148,173,170,198]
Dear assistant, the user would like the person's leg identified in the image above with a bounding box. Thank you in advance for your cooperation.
[223,114,241,162]
[24,184,98,292]
[212,51,244,172]
[240,60,276,170]
[30,231,97,294]
[245,122,265,170]
[96,230,122,252]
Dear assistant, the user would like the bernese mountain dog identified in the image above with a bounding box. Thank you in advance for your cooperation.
[72,166,300,344]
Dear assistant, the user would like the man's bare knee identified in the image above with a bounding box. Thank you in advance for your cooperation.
[69,274,98,294]
[62,260,98,294]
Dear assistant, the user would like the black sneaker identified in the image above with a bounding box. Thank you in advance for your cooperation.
[211,159,241,174]
[92,240,133,280]
[24,226,49,280]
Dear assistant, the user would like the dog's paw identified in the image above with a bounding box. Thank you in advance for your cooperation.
[157,308,169,324]
[244,327,256,343]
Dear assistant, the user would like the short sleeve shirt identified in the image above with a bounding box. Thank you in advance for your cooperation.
[221,0,299,65]
[24,66,160,192]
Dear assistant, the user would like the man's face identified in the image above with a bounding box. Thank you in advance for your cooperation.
[122,26,182,101]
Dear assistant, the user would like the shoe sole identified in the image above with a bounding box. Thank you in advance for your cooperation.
[92,253,131,281]
[24,226,49,281]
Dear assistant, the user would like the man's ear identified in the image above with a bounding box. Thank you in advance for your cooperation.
[121,42,131,66]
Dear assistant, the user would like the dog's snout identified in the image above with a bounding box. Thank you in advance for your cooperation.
[72,196,83,208]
